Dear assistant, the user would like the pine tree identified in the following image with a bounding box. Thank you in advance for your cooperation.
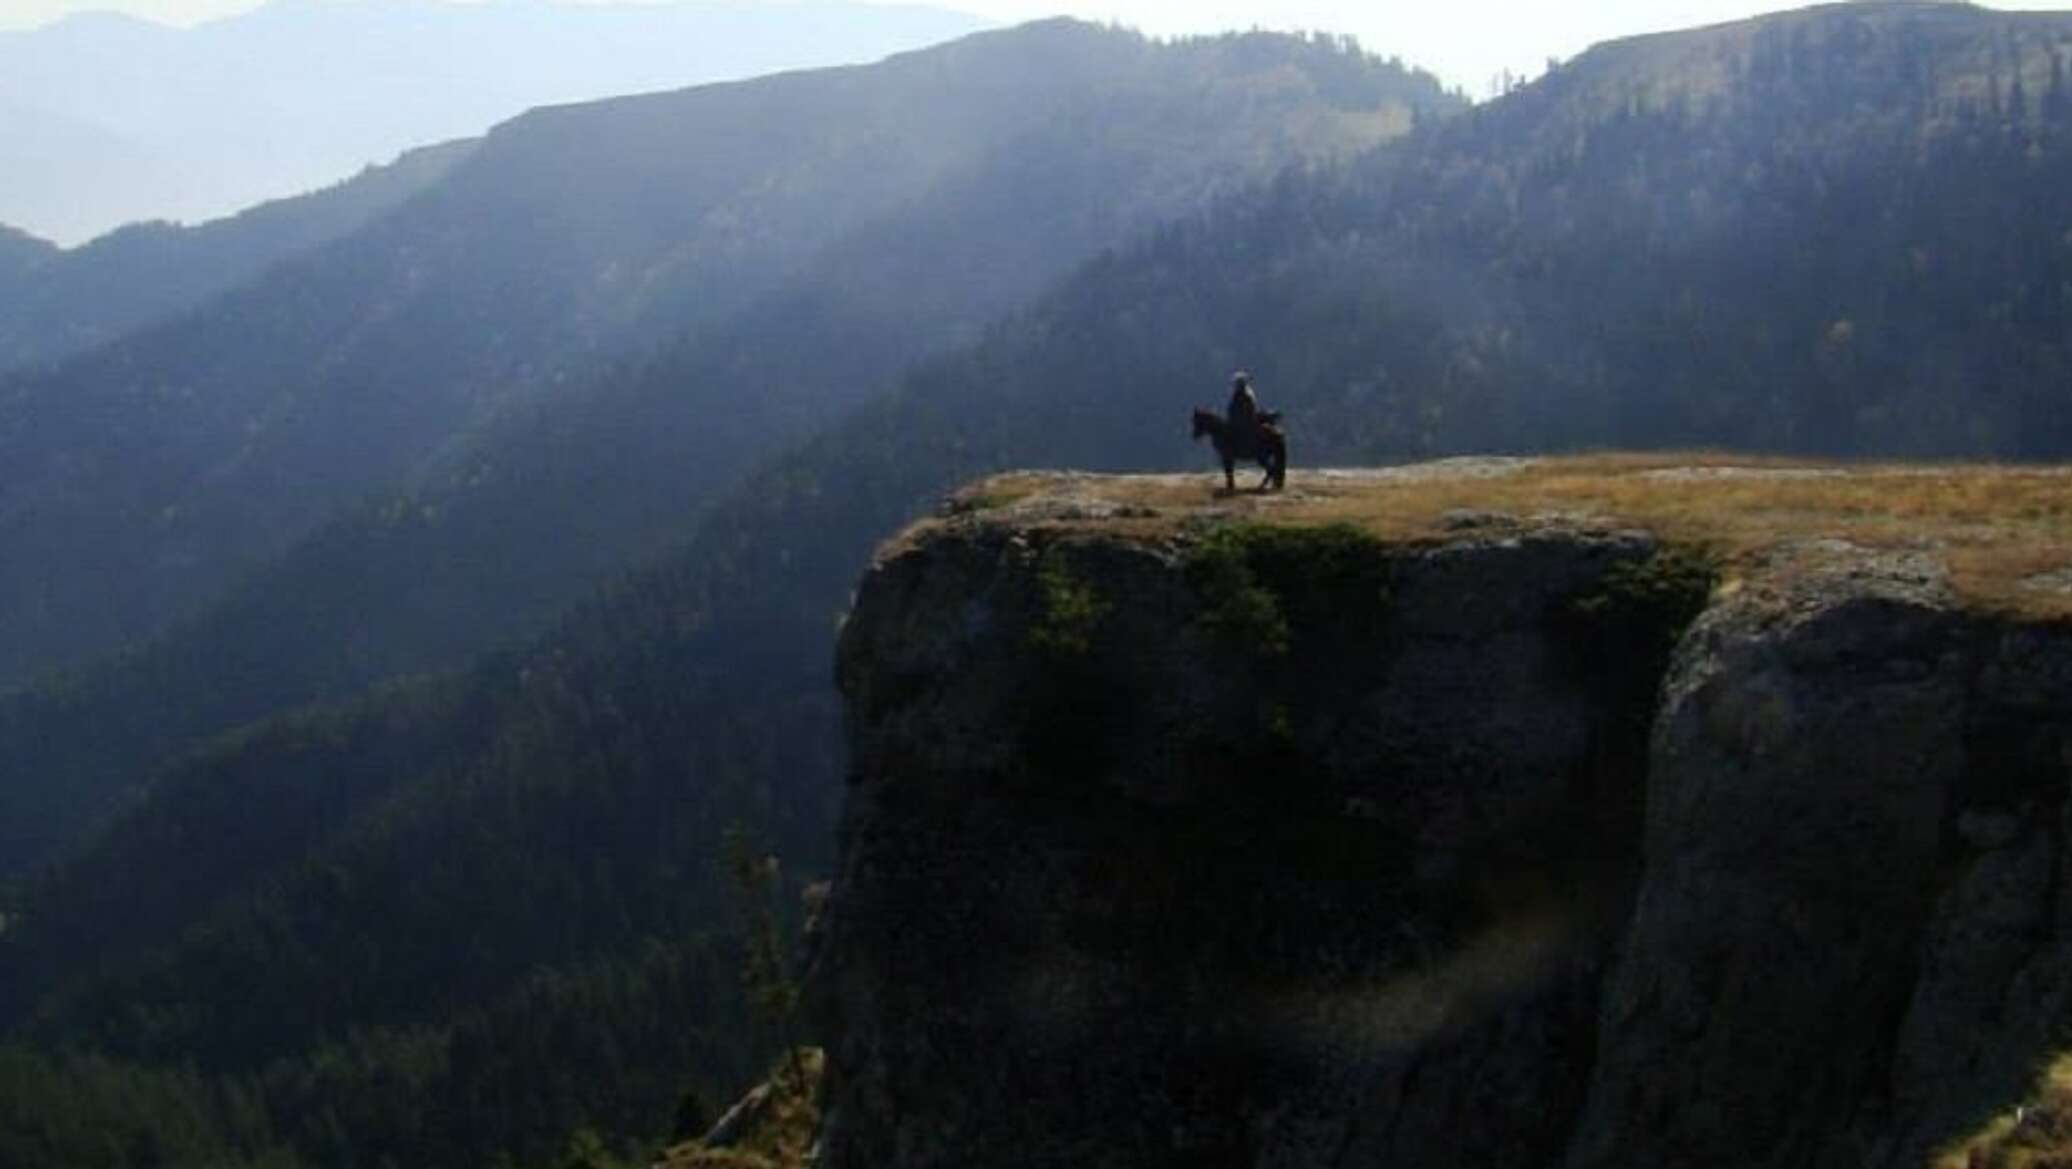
[722,825,806,1097]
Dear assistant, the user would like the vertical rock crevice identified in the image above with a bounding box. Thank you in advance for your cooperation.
[1574,547,2072,1169]
[1570,552,1967,1168]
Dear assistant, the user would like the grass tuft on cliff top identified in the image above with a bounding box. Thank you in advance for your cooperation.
[1936,1052,2072,1169]
[927,454,2072,620]
[655,1048,822,1169]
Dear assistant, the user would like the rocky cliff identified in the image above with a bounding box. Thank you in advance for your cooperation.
[808,459,2072,1169]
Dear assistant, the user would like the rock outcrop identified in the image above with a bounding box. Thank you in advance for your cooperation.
[808,464,2072,1169]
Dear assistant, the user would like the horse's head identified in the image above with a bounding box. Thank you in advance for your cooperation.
[1190,407,1217,440]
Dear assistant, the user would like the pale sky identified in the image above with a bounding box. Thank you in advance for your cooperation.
[4,0,2069,94]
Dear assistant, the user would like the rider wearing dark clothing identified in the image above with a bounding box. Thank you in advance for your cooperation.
[1228,371,1262,453]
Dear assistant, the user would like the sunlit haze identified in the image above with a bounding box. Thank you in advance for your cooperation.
[11,0,2068,95]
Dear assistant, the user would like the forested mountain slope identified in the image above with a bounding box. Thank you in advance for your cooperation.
[10,2,2072,1166]
[0,227,51,290]
[0,19,1442,694]
[0,21,1056,686]
[0,26,1451,877]
[0,139,473,374]
[0,0,988,246]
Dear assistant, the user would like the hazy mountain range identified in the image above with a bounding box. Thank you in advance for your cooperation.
[6,4,2072,1168]
[0,137,473,372]
[0,19,1439,702]
[0,0,989,246]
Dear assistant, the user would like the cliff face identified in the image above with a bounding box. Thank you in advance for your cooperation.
[810,463,2072,1169]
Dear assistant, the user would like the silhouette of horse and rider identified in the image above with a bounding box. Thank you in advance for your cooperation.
[1193,371,1286,492]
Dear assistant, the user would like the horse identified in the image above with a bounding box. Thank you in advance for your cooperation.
[1192,407,1287,492]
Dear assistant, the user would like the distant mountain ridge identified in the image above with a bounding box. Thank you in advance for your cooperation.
[0,225,51,279]
[0,0,991,245]
[0,19,1448,694]
[0,138,473,373]
[0,21,1453,872]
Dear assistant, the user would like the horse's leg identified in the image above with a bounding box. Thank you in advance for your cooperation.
[1222,453,1236,493]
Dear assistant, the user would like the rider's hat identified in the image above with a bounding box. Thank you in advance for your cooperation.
[1231,370,1252,389]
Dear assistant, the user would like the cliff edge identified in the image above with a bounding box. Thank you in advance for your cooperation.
[810,457,2072,1169]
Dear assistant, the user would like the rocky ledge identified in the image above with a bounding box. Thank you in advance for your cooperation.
[808,458,2072,1169]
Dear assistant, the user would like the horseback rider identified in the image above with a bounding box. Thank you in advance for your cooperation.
[1227,371,1263,456]
[1193,372,1287,491]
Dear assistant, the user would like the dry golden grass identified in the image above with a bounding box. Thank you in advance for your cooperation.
[1936,1054,2072,1169]
[930,454,2072,620]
